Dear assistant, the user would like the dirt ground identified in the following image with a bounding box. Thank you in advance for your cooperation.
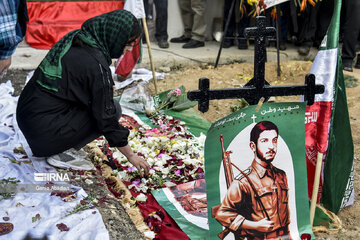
[3,60,360,239]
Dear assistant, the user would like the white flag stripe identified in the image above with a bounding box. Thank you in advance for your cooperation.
[124,0,146,19]
[264,0,291,9]
[310,48,337,102]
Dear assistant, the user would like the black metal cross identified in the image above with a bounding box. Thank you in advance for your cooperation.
[188,16,324,113]
[245,16,276,92]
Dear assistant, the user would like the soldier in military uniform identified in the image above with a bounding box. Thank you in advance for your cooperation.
[214,121,291,240]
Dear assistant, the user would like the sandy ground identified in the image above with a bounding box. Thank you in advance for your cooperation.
[2,61,359,239]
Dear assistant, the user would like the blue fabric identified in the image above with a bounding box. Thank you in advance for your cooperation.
[0,0,23,60]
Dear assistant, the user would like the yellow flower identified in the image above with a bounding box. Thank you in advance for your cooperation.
[247,0,258,5]
[155,149,160,155]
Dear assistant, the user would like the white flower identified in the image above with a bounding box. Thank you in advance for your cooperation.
[141,178,149,185]
[128,184,140,192]
[139,146,151,156]
[172,143,181,151]
[196,132,207,148]
[96,139,106,146]
[138,183,149,193]
[112,151,124,160]
[143,231,156,239]
[116,170,132,181]
[160,167,169,175]
[135,193,147,202]
[148,151,157,158]
[85,179,93,185]
[146,158,156,165]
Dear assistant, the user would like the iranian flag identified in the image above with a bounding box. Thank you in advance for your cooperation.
[304,0,354,213]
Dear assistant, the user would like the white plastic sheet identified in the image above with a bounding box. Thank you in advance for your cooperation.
[0,81,109,240]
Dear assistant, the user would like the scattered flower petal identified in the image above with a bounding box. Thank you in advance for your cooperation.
[56,223,70,231]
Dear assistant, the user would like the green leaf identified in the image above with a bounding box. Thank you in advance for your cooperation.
[170,94,197,111]
[178,86,186,93]
[32,214,40,223]
[168,94,178,104]
[7,158,21,165]
[22,161,32,165]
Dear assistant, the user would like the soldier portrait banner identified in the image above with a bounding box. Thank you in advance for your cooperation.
[205,102,314,240]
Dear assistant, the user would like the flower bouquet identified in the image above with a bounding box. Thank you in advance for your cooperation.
[148,86,197,117]
[241,0,320,18]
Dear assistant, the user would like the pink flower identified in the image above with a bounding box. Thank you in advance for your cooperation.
[167,88,182,97]
[132,179,141,186]
[175,88,181,96]
[175,169,181,175]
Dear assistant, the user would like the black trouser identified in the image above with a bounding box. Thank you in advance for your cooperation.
[341,0,360,65]
[297,3,321,47]
[144,0,168,42]
[223,0,250,40]
[315,0,333,47]
[72,100,122,150]
[265,2,290,43]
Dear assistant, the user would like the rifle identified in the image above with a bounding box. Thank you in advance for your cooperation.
[220,135,234,188]
[215,135,270,239]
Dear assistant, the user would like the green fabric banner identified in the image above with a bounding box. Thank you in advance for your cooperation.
[320,0,354,213]
[205,102,314,240]
[152,179,209,240]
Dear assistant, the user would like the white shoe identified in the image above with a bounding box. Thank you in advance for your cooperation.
[46,149,95,171]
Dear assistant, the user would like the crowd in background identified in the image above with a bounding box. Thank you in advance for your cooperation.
[143,0,360,72]
[1,0,359,77]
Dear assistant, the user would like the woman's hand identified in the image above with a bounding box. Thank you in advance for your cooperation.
[128,154,150,177]
[117,145,150,177]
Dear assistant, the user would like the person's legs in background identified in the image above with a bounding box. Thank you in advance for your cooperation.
[154,0,169,48]
[278,2,290,51]
[297,3,321,56]
[355,54,360,69]
[341,0,360,72]
[315,0,333,48]
[236,2,250,50]
[182,0,206,48]
[222,0,236,48]
[143,0,152,44]
[355,34,360,69]
[170,0,192,43]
